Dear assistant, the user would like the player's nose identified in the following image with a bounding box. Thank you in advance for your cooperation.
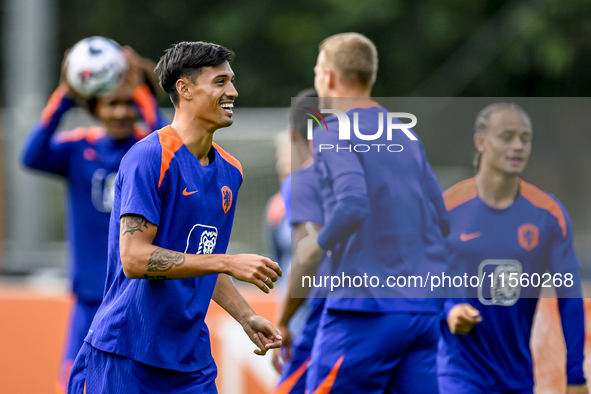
[225,82,238,98]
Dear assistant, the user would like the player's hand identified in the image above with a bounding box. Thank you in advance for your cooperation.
[120,46,143,93]
[226,254,282,294]
[567,384,589,394]
[242,315,282,356]
[272,324,292,373]
[447,304,482,335]
[296,222,324,266]
[58,48,80,99]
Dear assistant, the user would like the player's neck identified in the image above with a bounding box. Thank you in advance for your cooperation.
[475,167,520,209]
[322,85,371,109]
[170,115,214,166]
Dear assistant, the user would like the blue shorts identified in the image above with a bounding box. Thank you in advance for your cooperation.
[438,375,533,394]
[273,299,325,394]
[58,299,101,393]
[306,309,440,394]
[68,342,218,394]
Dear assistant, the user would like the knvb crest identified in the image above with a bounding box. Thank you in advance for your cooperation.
[221,186,233,214]
[518,223,539,251]
[184,224,218,255]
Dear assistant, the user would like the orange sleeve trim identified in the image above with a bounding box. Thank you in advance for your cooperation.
[311,355,344,394]
[272,358,311,394]
[84,127,106,144]
[133,84,157,127]
[520,180,567,238]
[212,142,243,177]
[158,126,184,189]
[55,127,90,144]
[443,177,478,212]
[40,88,66,127]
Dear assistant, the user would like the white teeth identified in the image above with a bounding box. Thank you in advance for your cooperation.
[220,103,234,109]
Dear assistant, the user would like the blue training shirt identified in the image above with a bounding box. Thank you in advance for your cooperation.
[437,177,586,390]
[21,86,168,302]
[86,126,243,371]
[312,101,449,312]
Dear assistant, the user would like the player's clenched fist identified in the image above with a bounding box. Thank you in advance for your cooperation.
[226,254,283,293]
[448,304,483,335]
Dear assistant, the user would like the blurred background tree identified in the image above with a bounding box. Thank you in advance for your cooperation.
[50,0,591,107]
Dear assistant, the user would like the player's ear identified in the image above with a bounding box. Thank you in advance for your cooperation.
[474,132,485,154]
[176,78,193,101]
[326,68,336,90]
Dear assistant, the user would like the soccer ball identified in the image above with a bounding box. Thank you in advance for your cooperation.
[65,36,128,98]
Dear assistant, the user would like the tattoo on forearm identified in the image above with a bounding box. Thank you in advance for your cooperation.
[143,274,171,280]
[121,215,149,236]
[146,248,185,272]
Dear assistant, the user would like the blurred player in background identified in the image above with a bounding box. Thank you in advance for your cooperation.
[272,88,330,394]
[439,103,587,394]
[20,44,168,394]
[300,33,449,393]
[68,41,283,394]
[264,131,292,288]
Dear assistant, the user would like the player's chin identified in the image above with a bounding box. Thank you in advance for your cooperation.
[219,115,234,127]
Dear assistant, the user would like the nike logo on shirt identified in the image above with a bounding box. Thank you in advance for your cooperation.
[460,231,482,242]
[183,188,198,196]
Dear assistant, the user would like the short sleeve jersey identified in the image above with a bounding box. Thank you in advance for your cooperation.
[312,102,449,312]
[86,126,243,371]
[437,177,582,390]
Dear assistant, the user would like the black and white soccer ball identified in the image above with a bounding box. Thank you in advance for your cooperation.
[65,36,128,98]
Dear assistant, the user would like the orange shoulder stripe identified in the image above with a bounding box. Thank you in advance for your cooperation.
[272,358,310,394]
[212,142,243,177]
[519,180,567,238]
[55,127,89,144]
[40,88,66,127]
[311,355,344,394]
[133,84,157,127]
[443,177,478,211]
[158,126,184,189]
[84,126,106,143]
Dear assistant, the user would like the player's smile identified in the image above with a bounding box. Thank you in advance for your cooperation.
[220,100,234,115]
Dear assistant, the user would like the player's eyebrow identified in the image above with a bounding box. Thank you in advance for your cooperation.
[213,74,234,80]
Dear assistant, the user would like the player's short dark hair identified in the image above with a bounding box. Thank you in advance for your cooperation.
[154,41,235,106]
[291,88,318,141]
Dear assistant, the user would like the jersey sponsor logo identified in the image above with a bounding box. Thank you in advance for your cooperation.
[518,223,539,251]
[460,231,482,242]
[184,224,218,255]
[182,187,198,196]
[91,168,117,213]
[222,186,232,214]
[478,259,522,306]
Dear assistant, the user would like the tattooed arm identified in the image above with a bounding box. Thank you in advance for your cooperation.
[119,214,283,292]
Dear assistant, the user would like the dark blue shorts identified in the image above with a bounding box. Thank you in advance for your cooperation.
[306,310,440,394]
[58,299,101,393]
[68,342,217,394]
[438,375,533,394]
